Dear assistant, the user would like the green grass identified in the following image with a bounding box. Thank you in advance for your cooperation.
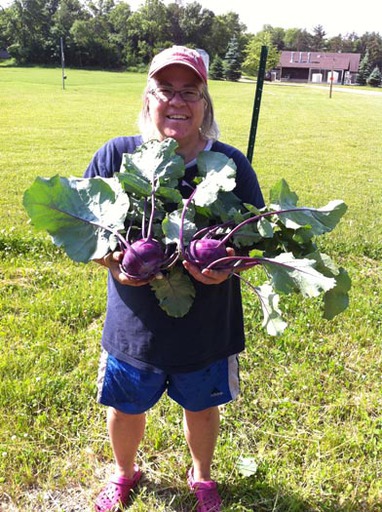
[0,67,381,511]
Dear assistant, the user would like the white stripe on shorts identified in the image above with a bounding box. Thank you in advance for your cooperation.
[227,354,240,400]
[97,349,109,403]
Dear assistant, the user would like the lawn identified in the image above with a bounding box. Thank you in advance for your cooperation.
[0,67,381,511]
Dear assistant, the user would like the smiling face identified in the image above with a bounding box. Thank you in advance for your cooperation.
[147,64,206,149]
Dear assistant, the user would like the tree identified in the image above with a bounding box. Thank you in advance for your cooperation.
[242,31,279,76]
[283,27,313,51]
[209,55,224,80]
[357,32,382,69]
[0,6,14,50]
[177,1,215,50]
[327,32,359,53]
[70,15,119,67]
[312,24,327,51]
[51,0,88,66]
[124,0,172,66]
[107,2,132,65]
[205,12,246,58]
[6,0,61,64]
[356,50,372,85]
[166,2,183,45]
[224,36,242,81]
[367,65,382,87]
[265,25,286,51]
[365,32,382,69]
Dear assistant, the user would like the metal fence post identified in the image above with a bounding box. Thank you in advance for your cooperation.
[246,45,268,163]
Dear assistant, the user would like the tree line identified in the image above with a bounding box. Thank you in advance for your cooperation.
[1,0,381,82]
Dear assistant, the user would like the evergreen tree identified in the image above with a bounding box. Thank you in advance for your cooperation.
[209,55,224,80]
[367,65,382,87]
[356,50,371,85]
[224,36,242,81]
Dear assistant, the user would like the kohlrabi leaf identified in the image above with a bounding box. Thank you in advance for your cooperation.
[208,191,243,222]
[151,266,195,317]
[257,217,274,238]
[269,178,299,208]
[163,208,196,246]
[193,152,237,207]
[255,283,288,336]
[117,172,152,197]
[23,175,129,262]
[120,138,185,187]
[156,186,183,204]
[304,251,351,319]
[269,179,348,235]
[323,267,352,319]
[260,252,336,297]
[231,224,263,248]
[276,200,348,234]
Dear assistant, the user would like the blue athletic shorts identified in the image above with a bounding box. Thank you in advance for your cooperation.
[97,351,240,414]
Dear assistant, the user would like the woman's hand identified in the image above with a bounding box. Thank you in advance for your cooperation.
[182,247,235,285]
[95,251,153,287]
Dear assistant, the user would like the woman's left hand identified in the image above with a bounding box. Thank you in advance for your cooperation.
[182,247,235,285]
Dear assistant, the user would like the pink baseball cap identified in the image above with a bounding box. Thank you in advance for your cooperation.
[148,45,208,83]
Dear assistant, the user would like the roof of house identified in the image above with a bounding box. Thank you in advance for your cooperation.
[278,51,361,72]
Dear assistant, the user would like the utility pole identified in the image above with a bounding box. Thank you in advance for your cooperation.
[329,58,335,98]
[60,37,67,90]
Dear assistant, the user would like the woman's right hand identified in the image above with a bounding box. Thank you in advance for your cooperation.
[95,251,151,287]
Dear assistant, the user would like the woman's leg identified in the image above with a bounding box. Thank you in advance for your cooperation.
[107,407,146,479]
[183,406,220,482]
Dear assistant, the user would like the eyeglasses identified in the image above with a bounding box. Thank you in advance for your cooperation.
[149,86,203,103]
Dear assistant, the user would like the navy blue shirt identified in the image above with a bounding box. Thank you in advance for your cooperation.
[84,136,264,373]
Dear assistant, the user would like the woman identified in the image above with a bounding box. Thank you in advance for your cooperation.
[84,45,264,512]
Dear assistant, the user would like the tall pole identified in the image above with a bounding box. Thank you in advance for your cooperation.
[247,45,268,164]
[60,37,66,90]
[329,59,334,98]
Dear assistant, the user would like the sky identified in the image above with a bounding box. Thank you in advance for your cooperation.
[0,0,380,38]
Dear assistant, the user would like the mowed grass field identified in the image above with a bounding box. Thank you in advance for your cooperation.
[0,67,381,511]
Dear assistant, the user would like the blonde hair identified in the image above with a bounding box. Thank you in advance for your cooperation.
[138,82,220,142]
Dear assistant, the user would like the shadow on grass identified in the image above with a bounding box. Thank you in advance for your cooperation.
[221,478,377,512]
[131,476,378,512]
[1,476,378,512]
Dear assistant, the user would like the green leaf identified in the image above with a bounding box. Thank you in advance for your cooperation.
[323,267,352,319]
[23,175,129,262]
[261,252,336,297]
[269,179,348,235]
[258,217,274,238]
[232,225,263,248]
[277,200,348,234]
[304,251,351,319]
[269,178,298,208]
[193,152,237,206]
[243,203,263,216]
[255,283,288,336]
[156,186,183,204]
[117,172,152,197]
[120,138,185,186]
[151,266,196,317]
[162,208,196,246]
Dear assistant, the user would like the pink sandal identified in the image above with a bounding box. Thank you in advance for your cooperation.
[95,465,142,512]
[187,468,222,512]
